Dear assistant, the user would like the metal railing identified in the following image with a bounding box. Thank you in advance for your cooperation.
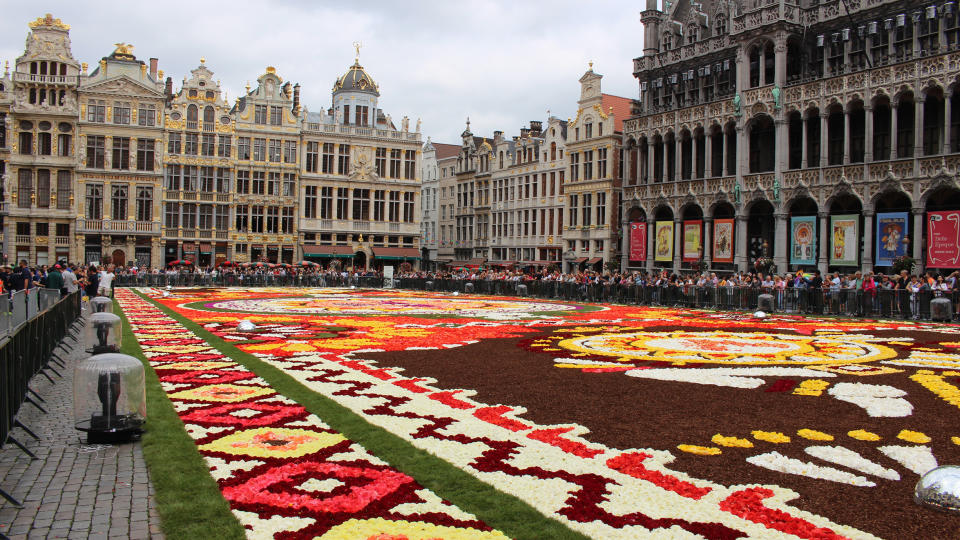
[0,290,81,505]
[112,275,959,321]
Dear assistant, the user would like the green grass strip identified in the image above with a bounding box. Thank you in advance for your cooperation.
[117,302,247,540]
[131,289,587,540]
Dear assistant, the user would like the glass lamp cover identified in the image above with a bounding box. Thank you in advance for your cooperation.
[74,353,145,434]
[85,312,122,354]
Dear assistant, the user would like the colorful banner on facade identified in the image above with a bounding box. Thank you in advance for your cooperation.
[655,221,674,262]
[830,214,859,266]
[790,216,817,266]
[629,222,647,262]
[927,210,960,268]
[875,212,909,267]
[682,220,702,262]
[713,219,735,263]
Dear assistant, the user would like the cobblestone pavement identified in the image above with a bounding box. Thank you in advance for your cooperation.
[0,313,164,540]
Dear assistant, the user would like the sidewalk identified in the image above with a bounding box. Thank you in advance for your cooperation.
[0,312,163,540]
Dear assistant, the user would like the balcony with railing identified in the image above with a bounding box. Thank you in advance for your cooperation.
[12,72,75,85]
[75,219,161,235]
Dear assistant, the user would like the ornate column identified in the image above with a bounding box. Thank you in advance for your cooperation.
[663,138,669,181]
[774,212,788,273]
[691,135,699,179]
[735,213,749,271]
[721,129,729,176]
[646,215,655,269]
[620,220,629,270]
[801,114,809,168]
[673,217,682,271]
[862,209,874,273]
[843,110,851,164]
[737,124,748,179]
[818,211,829,275]
[864,103,874,163]
[704,131,713,179]
[647,140,655,182]
[891,102,900,158]
[945,96,952,154]
[915,96,925,158]
[675,137,683,182]
[775,117,788,174]
[703,216,713,268]
[774,32,787,87]
[913,206,925,274]
[819,112,829,168]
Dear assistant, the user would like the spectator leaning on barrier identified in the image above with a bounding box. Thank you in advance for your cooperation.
[9,260,33,292]
[44,264,64,294]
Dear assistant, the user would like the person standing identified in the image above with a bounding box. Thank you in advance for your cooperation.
[63,265,78,296]
[98,265,115,297]
[44,264,64,296]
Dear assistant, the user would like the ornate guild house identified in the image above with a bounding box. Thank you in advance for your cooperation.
[624,0,960,275]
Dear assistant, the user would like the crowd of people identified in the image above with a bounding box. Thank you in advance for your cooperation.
[0,261,116,299]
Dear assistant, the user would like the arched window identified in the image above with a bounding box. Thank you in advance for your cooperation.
[550,142,557,161]
[186,104,198,129]
[203,106,215,124]
[749,115,775,172]
[662,32,673,51]
[749,46,761,87]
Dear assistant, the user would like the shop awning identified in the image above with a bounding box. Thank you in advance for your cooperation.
[199,242,212,254]
[302,245,355,258]
[373,247,421,260]
[448,260,480,269]
[492,261,516,267]
[182,242,196,252]
[469,258,486,266]
[573,257,588,264]
[586,257,603,265]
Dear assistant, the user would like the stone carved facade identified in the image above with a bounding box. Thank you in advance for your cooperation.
[624,0,960,275]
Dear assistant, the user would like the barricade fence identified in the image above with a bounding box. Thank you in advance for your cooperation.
[113,274,958,321]
[0,291,81,466]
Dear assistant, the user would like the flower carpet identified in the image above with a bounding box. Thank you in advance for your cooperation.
[121,287,960,539]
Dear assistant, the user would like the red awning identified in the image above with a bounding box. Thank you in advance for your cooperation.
[302,245,354,256]
[182,242,196,252]
[468,258,486,266]
[373,247,421,260]
[573,257,588,264]
[199,242,212,254]
[586,257,603,265]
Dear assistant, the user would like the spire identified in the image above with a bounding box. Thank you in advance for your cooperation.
[353,41,362,64]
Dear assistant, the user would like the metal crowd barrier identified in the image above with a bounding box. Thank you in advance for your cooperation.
[0,290,81,506]
[111,274,958,321]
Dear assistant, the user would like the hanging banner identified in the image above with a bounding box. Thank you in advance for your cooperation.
[713,219,735,263]
[927,210,960,268]
[682,220,702,262]
[629,222,647,262]
[790,216,817,265]
[830,214,859,266]
[875,212,909,267]
[655,221,674,262]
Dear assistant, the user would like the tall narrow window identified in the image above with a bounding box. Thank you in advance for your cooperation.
[86,135,105,168]
[136,187,153,221]
[85,183,103,219]
[111,184,128,220]
[137,139,155,171]
[338,144,351,174]
[36,169,50,208]
[306,141,319,172]
[56,170,72,210]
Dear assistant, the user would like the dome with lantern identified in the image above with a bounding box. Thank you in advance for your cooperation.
[332,59,379,97]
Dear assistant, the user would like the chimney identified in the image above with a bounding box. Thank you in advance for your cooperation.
[293,83,301,112]
[493,130,503,141]
[520,127,530,138]
[529,120,543,136]
[149,58,158,79]
[164,76,173,97]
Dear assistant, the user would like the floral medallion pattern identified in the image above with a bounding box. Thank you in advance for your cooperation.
[116,289,504,539]
[129,287,960,538]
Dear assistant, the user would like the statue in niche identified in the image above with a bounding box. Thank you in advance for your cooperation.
[772,85,781,111]
[733,93,742,117]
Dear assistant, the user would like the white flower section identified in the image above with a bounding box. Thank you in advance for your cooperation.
[204,456,264,481]
[827,383,913,417]
[746,451,876,487]
[183,423,231,440]
[391,489,480,522]
[804,446,901,481]
[626,367,835,389]
[232,510,314,540]
[878,445,939,476]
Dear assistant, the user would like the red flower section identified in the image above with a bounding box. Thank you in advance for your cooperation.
[607,453,712,500]
[719,487,844,539]
[180,402,307,428]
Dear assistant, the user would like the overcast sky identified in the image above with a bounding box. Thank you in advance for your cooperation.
[1,1,643,144]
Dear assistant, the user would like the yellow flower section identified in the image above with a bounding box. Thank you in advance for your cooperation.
[952,436,960,445]
[792,379,831,396]
[848,429,881,441]
[896,430,931,444]
[711,434,754,448]
[168,384,274,403]
[797,429,834,441]
[677,444,722,455]
[752,430,791,443]
[319,518,508,539]
[201,428,346,459]
[910,370,960,410]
